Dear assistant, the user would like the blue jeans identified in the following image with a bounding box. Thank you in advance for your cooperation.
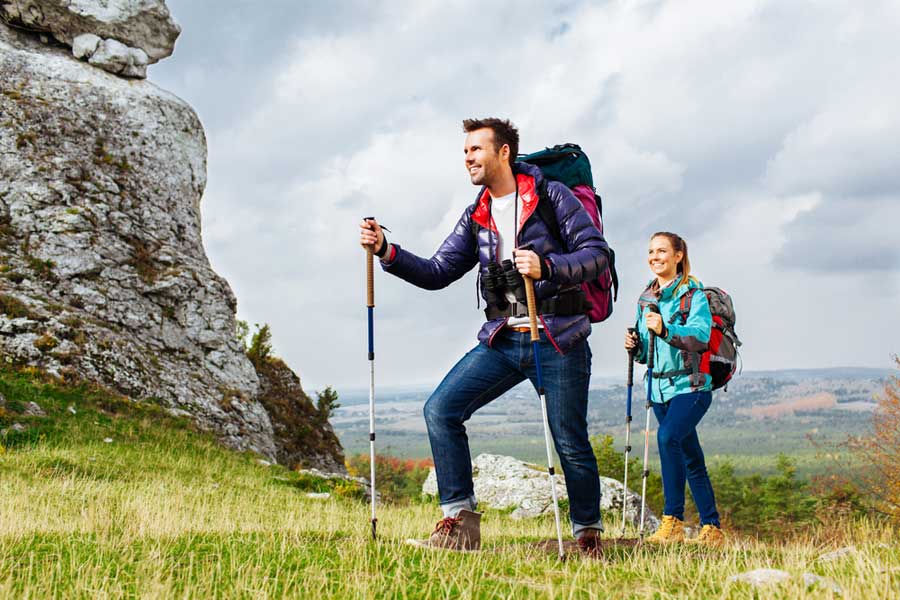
[423,329,602,536]
[652,391,720,527]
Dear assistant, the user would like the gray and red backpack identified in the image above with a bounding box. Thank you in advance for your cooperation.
[670,287,742,390]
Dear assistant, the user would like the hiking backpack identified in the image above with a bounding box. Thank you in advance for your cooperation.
[670,287,742,391]
[472,143,618,322]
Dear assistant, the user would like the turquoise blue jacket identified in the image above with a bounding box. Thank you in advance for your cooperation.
[634,277,712,403]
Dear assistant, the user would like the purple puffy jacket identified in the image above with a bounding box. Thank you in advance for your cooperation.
[381,162,610,354]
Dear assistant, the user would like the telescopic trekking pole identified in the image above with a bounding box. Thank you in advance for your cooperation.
[364,218,378,540]
[523,273,566,560]
[638,305,659,539]
[621,327,638,536]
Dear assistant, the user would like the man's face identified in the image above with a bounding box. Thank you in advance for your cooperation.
[464,128,508,186]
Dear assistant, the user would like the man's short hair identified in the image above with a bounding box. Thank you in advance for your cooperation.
[462,118,519,168]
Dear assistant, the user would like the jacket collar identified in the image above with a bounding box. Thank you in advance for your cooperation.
[471,163,542,232]
[641,276,702,304]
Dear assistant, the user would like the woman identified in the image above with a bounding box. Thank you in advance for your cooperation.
[624,232,724,547]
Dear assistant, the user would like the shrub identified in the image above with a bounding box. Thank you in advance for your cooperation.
[0,294,33,319]
[315,386,340,422]
[346,454,433,504]
[591,433,664,516]
[246,324,273,367]
[33,334,59,352]
[848,356,900,520]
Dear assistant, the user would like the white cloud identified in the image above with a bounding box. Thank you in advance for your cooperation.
[154,0,900,389]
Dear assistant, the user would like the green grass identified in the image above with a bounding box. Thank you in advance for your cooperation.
[1,368,898,598]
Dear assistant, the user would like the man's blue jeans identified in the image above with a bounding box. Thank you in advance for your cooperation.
[651,390,720,527]
[423,328,602,536]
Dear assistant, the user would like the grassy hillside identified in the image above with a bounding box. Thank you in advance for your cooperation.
[1,368,897,598]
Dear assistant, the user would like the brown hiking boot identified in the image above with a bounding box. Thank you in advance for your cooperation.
[645,515,685,544]
[406,509,481,552]
[576,529,604,559]
[686,524,726,548]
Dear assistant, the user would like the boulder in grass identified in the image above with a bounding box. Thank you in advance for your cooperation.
[818,546,857,562]
[23,401,47,417]
[422,453,659,529]
[728,569,791,587]
[803,573,842,594]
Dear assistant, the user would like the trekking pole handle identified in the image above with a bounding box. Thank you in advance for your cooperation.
[366,249,374,307]
[647,304,659,370]
[626,327,637,386]
[523,275,540,342]
[364,217,375,308]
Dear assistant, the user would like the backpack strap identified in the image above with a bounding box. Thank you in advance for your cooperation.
[668,287,698,325]
[662,288,705,388]
[536,181,619,302]
[535,180,565,251]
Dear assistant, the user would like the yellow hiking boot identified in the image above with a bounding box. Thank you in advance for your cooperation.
[687,524,725,548]
[645,515,685,544]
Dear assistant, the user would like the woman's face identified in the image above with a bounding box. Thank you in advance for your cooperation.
[648,236,683,281]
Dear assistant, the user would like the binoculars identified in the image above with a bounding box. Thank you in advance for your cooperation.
[483,259,527,307]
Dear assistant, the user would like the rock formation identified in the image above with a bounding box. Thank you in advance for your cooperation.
[422,454,660,529]
[1,0,180,78]
[0,1,345,472]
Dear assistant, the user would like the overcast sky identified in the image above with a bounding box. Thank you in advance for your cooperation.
[151,0,900,392]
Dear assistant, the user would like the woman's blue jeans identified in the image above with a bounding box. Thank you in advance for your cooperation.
[651,390,720,527]
[423,329,602,535]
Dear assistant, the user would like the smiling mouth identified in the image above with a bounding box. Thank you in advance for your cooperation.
[468,165,481,174]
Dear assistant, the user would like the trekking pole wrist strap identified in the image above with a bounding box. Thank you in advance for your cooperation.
[374,236,390,258]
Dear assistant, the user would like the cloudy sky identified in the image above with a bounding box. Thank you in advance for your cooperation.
[152,0,900,391]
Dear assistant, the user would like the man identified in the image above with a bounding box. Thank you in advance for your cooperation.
[358,118,609,556]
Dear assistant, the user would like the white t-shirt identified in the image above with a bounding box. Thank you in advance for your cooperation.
[489,191,542,329]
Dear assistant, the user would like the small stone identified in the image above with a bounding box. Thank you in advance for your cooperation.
[103,437,113,443]
[803,573,842,594]
[305,492,331,500]
[88,39,149,78]
[818,546,857,562]
[67,405,77,415]
[23,401,47,417]
[257,459,272,467]
[12,423,26,432]
[728,569,791,587]
[72,33,101,59]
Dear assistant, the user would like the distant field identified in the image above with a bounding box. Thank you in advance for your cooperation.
[334,369,882,478]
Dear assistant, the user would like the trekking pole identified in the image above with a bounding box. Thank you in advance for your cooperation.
[638,305,659,539]
[365,218,378,540]
[621,327,637,536]
[523,274,566,560]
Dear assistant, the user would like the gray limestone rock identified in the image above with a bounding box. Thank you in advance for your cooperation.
[0,16,344,471]
[72,32,100,58]
[88,37,148,78]
[803,573,842,594]
[23,401,47,416]
[818,546,857,562]
[422,453,659,529]
[727,569,791,587]
[0,0,180,62]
